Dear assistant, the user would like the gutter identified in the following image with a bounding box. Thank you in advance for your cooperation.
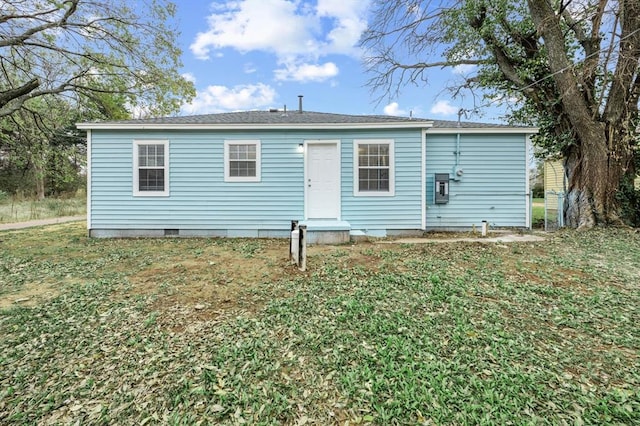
[76,122,435,131]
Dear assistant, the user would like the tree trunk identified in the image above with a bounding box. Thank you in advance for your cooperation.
[29,146,47,201]
[528,0,638,228]
[33,160,46,201]
[564,123,635,228]
[564,147,594,229]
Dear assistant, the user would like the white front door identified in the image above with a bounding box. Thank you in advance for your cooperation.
[306,142,340,219]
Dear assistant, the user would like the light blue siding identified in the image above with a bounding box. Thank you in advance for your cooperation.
[91,130,304,231]
[425,133,527,229]
[89,128,424,234]
[341,130,422,230]
[90,128,528,236]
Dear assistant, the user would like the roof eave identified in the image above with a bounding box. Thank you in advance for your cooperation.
[427,127,539,134]
[76,122,435,130]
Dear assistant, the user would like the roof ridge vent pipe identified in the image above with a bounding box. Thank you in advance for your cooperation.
[298,95,303,113]
[281,104,287,116]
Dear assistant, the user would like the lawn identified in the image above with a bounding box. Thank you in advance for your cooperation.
[1,224,639,425]
[0,194,86,224]
[532,197,545,228]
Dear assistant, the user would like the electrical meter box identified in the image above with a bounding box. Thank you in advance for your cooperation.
[434,173,449,204]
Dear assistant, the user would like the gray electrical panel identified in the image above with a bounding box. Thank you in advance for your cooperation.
[435,173,449,204]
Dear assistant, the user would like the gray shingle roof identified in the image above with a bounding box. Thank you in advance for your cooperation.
[89,110,430,125]
[78,109,532,130]
[430,118,515,128]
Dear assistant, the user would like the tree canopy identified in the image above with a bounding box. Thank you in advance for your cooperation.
[0,0,195,119]
[362,0,640,227]
[0,0,195,198]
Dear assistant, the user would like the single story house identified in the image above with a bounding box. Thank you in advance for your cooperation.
[77,107,537,242]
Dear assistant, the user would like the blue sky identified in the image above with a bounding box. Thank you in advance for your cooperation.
[174,0,508,122]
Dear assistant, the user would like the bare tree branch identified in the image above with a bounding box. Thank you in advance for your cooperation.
[604,0,640,124]
[0,0,79,48]
[0,78,39,108]
[0,0,194,118]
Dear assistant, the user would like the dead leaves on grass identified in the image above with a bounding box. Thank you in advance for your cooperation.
[1,226,639,424]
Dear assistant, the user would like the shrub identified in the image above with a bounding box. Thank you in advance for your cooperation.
[532,183,545,199]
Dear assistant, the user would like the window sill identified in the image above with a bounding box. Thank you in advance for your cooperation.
[133,192,170,197]
[224,178,261,183]
[354,191,395,197]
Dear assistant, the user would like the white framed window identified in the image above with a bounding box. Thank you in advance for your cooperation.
[133,140,169,196]
[224,140,261,182]
[354,139,395,196]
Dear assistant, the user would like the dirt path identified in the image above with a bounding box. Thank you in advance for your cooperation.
[0,215,85,231]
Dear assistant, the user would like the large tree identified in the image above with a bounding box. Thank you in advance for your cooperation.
[0,0,195,118]
[362,0,640,228]
[0,95,88,198]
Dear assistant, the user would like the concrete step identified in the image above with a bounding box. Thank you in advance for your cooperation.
[298,220,351,244]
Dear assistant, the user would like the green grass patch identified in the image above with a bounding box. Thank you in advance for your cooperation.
[532,205,545,227]
[0,194,86,223]
[1,225,639,424]
[532,198,545,228]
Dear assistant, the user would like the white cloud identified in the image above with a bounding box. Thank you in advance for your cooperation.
[181,72,196,83]
[190,0,370,61]
[274,61,339,82]
[430,100,458,116]
[182,83,277,114]
[453,64,476,75]
[190,0,319,60]
[317,0,365,17]
[383,102,407,116]
[317,0,371,56]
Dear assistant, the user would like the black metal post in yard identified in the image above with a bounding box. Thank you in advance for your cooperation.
[298,225,307,272]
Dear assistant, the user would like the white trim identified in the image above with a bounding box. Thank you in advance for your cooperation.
[426,127,538,135]
[304,140,341,220]
[525,134,532,229]
[353,139,395,197]
[86,129,92,230]
[77,122,435,131]
[133,140,170,197]
[303,142,308,219]
[421,131,427,230]
[224,140,261,182]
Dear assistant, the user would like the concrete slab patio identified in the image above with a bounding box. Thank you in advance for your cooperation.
[384,232,545,244]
